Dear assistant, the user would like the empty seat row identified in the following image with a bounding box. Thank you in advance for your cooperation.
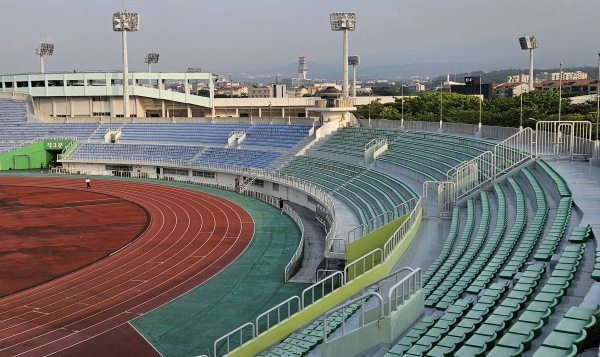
[433,184,508,310]
[536,159,572,197]
[484,244,586,356]
[498,169,549,279]
[467,177,527,294]
[426,192,493,310]
[532,305,597,356]
[422,207,460,285]
[424,199,476,297]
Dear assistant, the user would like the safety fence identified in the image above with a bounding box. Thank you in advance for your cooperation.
[442,128,533,213]
[534,121,592,160]
[347,198,418,243]
[322,267,422,343]
[214,198,422,357]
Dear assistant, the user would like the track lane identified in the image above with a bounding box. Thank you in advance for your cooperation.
[0,177,254,356]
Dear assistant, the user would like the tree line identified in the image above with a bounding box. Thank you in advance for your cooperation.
[355,90,599,136]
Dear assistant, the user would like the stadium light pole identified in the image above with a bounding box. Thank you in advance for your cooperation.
[476,75,483,137]
[145,52,159,73]
[330,12,356,100]
[349,55,360,99]
[558,62,563,122]
[368,92,371,127]
[519,35,538,92]
[400,84,405,130]
[113,11,139,120]
[438,79,444,132]
[520,69,524,131]
[36,42,54,74]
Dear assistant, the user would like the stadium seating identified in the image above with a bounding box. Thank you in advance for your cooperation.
[280,155,417,230]
[0,98,27,123]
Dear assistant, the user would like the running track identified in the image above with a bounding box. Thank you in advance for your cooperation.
[0,177,255,356]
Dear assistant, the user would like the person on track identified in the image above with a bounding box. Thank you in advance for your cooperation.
[86,178,91,189]
[278,198,284,214]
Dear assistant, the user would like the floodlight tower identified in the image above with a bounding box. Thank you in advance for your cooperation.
[298,56,307,80]
[113,11,139,119]
[36,42,54,74]
[348,55,360,98]
[330,12,356,100]
[519,35,538,91]
[145,52,159,73]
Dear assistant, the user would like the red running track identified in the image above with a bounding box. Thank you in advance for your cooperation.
[0,177,254,356]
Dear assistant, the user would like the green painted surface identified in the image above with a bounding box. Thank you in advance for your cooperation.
[346,215,409,279]
[127,181,308,357]
[0,139,71,171]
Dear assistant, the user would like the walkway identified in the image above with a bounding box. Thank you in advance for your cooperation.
[131,183,310,357]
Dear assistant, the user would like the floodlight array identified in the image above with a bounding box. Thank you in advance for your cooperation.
[518,35,538,50]
[348,55,360,66]
[37,42,54,56]
[113,12,140,32]
[330,12,356,31]
[145,52,159,64]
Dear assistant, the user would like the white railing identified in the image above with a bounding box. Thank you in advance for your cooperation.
[387,268,422,315]
[58,156,335,214]
[213,322,255,357]
[443,127,534,204]
[447,150,494,199]
[382,197,423,258]
[364,137,388,164]
[215,197,422,357]
[535,121,592,160]
[255,296,301,335]
[322,292,384,343]
[345,249,383,281]
[321,266,419,343]
[59,139,78,157]
[422,181,455,218]
[347,198,418,242]
[494,127,533,175]
[282,205,305,282]
[301,271,345,309]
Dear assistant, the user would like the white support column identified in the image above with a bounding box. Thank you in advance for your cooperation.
[528,48,534,92]
[342,29,349,100]
[122,30,130,119]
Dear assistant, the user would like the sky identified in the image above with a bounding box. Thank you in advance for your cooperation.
[1,0,599,77]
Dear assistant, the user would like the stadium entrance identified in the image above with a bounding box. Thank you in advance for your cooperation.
[0,139,72,171]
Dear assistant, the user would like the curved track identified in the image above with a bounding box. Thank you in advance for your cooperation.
[0,177,254,356]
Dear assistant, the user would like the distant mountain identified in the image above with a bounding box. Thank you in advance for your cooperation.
[223,34,597,83]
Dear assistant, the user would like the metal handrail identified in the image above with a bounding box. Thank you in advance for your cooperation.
[322,292,384,343]
[255,296,301,335]
[387,268,422,315]
[213,322,255,357]
[344,248,383,282]
[301,271,345,309]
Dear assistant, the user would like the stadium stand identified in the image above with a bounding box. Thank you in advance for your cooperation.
[0,97,597,357]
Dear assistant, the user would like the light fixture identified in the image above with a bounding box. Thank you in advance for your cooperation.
[144,52,159,72]
[330,12,356,100]
[36,42,54,73]
[348,55,360,99]
[518,35,538,91]
[113,11,140,119]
